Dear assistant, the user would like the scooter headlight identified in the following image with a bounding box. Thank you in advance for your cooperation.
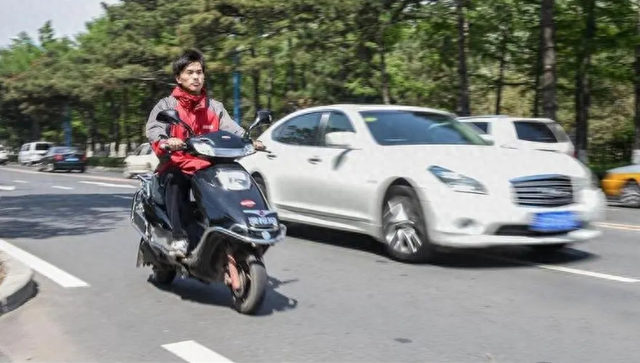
[216,170,252,191]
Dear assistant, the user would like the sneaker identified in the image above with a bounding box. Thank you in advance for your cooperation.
[169,239,189,258]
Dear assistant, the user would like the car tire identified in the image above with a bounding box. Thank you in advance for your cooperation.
[620,181,640,208]
[381,185,436,263]
[531,243,568,254]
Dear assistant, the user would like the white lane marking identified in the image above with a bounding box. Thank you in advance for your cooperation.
[482,254,640,283]
[162,340,234,363]
[595,222,640,232]
[112,195,131,200]
[13,180,28,183]
[51,185,73,190]
[0,166,137,185]
[0,238,90,288]
[79,181,136,189]
[0,185,16,191]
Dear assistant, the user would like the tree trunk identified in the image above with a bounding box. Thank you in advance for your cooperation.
[541,0,557,120]
[456,0,471,116]
[532,28,543,117]
[634,4,640,164]
[495,29,509,114]
[250,48,261,113]
[574,0,596,164]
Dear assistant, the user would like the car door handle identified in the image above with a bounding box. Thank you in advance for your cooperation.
[266,153,277,159]
[308,157,322,164]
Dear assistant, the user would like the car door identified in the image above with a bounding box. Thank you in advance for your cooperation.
[304,110,374,226]
[261,111,325,214]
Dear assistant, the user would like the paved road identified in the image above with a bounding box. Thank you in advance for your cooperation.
[1,166,640,362]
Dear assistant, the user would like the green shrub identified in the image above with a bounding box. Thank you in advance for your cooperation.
[86,157,125,168]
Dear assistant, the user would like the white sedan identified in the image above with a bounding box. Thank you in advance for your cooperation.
[240,104,606,262]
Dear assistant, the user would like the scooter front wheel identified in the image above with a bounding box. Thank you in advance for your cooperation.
[230,254,267,315]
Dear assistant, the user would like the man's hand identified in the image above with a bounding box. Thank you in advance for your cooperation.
[253,140,266,151]
[167,137,185,151]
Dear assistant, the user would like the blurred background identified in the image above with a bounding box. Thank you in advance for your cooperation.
[0,0,638,175]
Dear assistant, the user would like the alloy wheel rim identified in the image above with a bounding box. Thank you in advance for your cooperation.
[383,198,423,254]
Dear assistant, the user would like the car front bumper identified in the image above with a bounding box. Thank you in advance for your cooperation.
[419,186,606,248]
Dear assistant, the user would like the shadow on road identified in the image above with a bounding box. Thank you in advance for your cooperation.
[149,275,298,316]
[285,223,598,269]
[0,193,131,240]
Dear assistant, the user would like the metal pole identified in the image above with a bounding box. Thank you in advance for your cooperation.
[233,52,241,124]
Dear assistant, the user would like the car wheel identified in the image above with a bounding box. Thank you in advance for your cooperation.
[382,185,436,263]
[531,243,568,254]
[620,181,640,208]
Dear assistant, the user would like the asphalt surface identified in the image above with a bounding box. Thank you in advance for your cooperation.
[0,165,640,362]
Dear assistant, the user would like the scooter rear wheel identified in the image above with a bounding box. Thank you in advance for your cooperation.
[231,254,267,315]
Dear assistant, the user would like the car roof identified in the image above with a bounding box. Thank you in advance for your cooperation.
[284,104,456,118]
[457,115,556,123]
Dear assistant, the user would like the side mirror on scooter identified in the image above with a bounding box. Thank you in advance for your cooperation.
[246,110,274,139]
[156,110,182,125]
[156,109,195,137]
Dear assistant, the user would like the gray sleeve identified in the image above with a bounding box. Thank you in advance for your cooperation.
[146,97,177,143]
[210,99,246,137]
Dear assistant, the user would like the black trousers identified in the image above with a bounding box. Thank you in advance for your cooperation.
[161,168,191,240]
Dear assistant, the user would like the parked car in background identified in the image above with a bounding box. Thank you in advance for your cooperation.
[601,164,640,208]
[123,143,159,178]
[457,115,575,157]
[38,146,87,172]
[0,145,8,164]
[18,141,53,165]
[240,104,605,263]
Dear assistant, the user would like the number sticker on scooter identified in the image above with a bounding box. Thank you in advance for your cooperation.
[248,216,278,226]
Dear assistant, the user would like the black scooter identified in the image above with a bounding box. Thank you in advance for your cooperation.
[130,109,286,314]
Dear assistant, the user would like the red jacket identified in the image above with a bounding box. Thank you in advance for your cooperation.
[146,86,246,175]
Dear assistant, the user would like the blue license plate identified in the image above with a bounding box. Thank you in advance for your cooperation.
[530,211,579,232]
[66,157,78,162]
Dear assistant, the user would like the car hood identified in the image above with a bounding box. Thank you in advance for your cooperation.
[380,145,589,184]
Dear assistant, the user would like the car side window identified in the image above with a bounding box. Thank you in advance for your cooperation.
[140,144,151,155]
[273,112,322,146]
[325,111,355,134]
[471,122,489,134]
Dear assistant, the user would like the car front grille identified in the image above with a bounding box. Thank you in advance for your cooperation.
[510,175,574,207]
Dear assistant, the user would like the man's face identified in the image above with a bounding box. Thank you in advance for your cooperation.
[176,61,204,95]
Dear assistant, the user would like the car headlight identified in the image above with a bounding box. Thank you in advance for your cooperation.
[428,165,487,194]
[216,170,252,191]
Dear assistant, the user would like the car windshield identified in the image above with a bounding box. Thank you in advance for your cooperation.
[360,110,487,146]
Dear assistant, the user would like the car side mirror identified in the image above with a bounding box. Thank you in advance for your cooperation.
[325,131,358,149]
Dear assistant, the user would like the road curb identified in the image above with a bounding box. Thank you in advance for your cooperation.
[0,251,36,316]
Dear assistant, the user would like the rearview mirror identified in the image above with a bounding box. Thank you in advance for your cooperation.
[325,131,358,149]
[156,109,195,137]
[156,110,182,125]
[256,110,273,125]
[247,110,274,139]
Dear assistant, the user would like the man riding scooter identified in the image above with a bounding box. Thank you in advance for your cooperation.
[146,49,265,258]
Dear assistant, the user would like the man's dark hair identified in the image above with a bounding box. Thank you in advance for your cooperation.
[173,49,206,77]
